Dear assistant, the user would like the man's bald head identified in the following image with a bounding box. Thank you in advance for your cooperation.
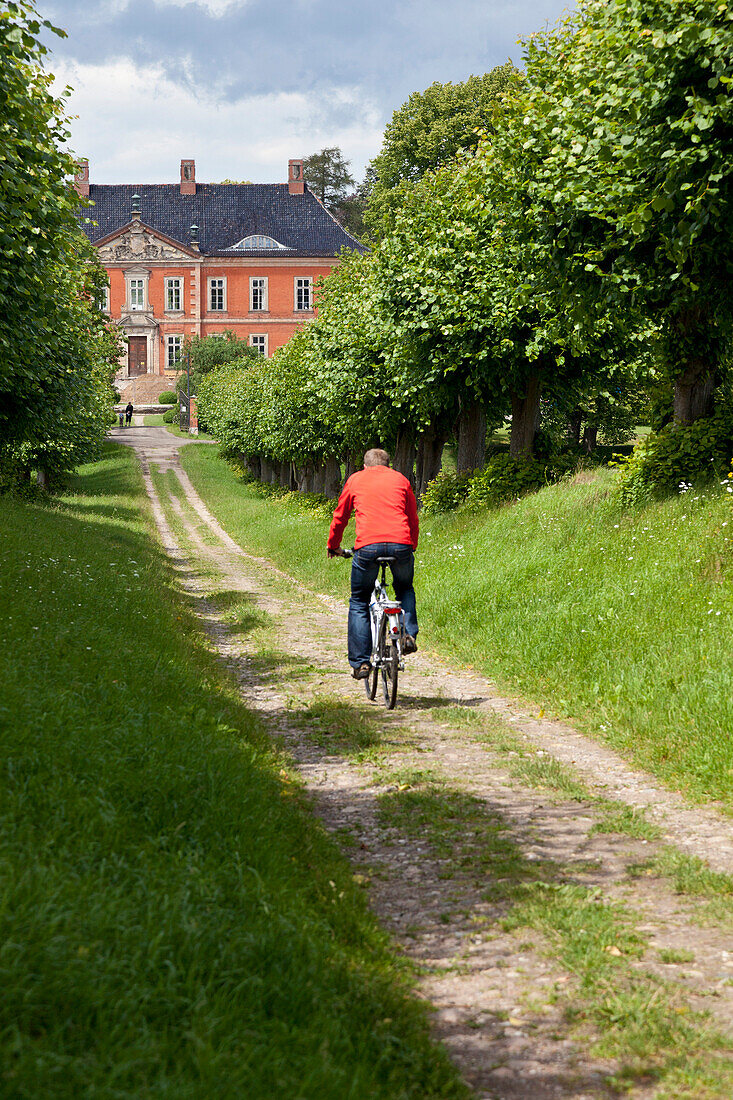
[363,448,390,468]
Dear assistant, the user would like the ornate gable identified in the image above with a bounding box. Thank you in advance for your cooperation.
[96,220,195,263]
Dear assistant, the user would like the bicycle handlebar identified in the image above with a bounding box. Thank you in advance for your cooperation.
[332,547,354,558]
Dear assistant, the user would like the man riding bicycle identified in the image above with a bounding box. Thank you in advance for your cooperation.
[327,448,419,679]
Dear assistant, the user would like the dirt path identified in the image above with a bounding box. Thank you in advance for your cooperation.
[118,429,733,1099]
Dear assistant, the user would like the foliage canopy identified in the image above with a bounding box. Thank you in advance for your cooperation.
[302,147,356,211]
[0,0,120,484]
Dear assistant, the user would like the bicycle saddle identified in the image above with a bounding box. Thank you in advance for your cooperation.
[376,556,396,564]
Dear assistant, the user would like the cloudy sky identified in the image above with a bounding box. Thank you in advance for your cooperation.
[40,0,571,187]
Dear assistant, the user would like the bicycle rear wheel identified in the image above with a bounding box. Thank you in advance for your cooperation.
[381,642,399,709]
[365,662,378,700]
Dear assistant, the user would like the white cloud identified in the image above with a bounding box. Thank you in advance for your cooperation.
[77,0,249,15]
[52,57,383,184]
[150,0,248,16]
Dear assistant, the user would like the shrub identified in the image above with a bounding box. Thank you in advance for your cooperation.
[158,391,177,405]
[466,454,576,507]
[420,470,475,516]
[422,453,580,516]
[615,414,733,507]
[162,408,177,424]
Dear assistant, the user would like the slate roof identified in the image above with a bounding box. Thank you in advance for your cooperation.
[77,183,367,258]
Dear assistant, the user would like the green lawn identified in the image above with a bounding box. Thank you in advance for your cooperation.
[0,444,465,1098]
[142,413,214,441]
[142,411,172,426]
[180,445,733,810]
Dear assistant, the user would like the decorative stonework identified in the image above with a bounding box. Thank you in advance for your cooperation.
[119,310,157,329]
[98,222,191,263]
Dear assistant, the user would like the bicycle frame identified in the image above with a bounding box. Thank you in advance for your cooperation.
[369,561,405,672]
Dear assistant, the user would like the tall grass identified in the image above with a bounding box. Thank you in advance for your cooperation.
[0,445,465,1098]
[181,447,733,809]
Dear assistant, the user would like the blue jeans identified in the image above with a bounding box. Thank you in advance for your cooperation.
[348,542,418,668]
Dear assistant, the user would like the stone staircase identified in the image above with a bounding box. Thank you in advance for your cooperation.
[116,373,182,404]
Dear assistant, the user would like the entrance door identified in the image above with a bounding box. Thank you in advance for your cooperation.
[128,337,147,376]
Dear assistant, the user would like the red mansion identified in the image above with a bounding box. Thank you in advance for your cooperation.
[76,157,365,400]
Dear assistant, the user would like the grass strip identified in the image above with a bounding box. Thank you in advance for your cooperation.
[293,693,397,763]
[142,414,214,440]
[180,445,733,810]
[0,444,467,1099]
[152,465,220,549]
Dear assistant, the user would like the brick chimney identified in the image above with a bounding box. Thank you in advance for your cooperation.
[74,158,89,198]
[288,158,304,195]
[180,159,196,195]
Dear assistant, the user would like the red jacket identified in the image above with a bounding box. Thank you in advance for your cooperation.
[328,466,419,551]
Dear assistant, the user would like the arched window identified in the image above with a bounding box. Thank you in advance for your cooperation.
[231,234,286,250]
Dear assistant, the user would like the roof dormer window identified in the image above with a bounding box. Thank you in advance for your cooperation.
[231,234,286,250]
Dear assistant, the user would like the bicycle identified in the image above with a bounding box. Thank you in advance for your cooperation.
[337,549,405,710]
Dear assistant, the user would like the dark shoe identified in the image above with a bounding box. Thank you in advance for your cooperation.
[403,635,418,655]
[352,663,371,680]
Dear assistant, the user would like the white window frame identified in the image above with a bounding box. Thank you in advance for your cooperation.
[249,276,268,312]
[166,334,184,369]
[208,277,227,312]
[249,334,268,357]
[98,282,110,313]
[294,277,312,312]
[165,277,183,312]
[128,277,146,312]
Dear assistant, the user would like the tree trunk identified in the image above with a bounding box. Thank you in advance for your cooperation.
[246,454,261,481]
[344,451,360,480]
[673,358,715,425]
[416,427,447,499]
[278,461,290,488]
[456,402,487,474]
[392,429,417,486]
[297,462,316,493]
[509,373,542,460]
[582,424,598,454]
[312,462,327,495]
[259,457,273,483]
[567,407,583,446]
[324,456,343,499]
[666,304,717,426]
[36,466,48,490]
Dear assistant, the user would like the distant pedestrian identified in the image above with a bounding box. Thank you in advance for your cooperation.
[125,402,134,427]
[117,409,125,428]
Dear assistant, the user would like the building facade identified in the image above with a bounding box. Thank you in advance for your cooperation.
[76,158,364,397]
